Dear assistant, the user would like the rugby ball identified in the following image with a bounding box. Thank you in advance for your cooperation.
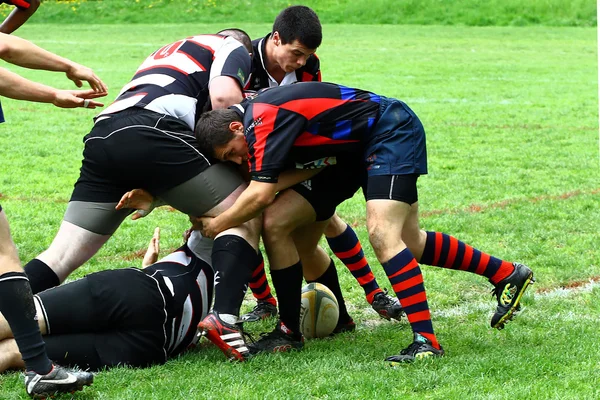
[299,283,339,339]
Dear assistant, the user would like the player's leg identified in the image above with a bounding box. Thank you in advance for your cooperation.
[0,207,94,397]
[291,220,355,334]
[412,227,534,329]
[325,212,403,321]
[167,164,261,361]
[40,268,170,370]
[0,207,53,374]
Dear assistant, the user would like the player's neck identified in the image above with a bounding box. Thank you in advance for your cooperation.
[265,39,286,84]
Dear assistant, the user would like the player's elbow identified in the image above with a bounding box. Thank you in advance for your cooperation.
[210,94,241,110]
[254,191,276,209]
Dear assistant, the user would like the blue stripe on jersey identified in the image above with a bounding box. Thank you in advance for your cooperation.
[369,93,381,104]
[306,123,319,135]
[333,120,353,140]
[339,85,356,101]
[0,101,4,123]
[367,117,376,130]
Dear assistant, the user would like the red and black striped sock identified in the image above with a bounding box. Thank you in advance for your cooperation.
[420,232,515,284]
[326,224,382,304]
[383,248,440,349]
[248,251,277,306]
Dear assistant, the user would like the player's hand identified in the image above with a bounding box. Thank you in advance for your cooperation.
[66,63,108,93]
[52,89,106,109]
[142,227,161,267]
[116,189,155,220]
[189,215,218,239]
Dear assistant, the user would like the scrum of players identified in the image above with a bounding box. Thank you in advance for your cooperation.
[0,3,534,398]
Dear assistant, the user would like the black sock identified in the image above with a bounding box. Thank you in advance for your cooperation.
[270,262,303,336]
[0,272,52,374]
[307,258,352,324]
[23,259,59,294]
[211,235,257,316]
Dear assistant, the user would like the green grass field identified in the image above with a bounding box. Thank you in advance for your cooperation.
[0,23,599,399]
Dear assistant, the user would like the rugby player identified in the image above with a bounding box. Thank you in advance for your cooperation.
[194,82,535,362]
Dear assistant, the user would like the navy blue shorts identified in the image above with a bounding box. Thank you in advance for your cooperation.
[363,97,428,177]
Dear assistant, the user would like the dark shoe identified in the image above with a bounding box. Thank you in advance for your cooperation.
[198,311,250,361]
[25,364,93,399]
[371,289,404,321]
[385,332,444,364]
[248,321,303,355]
[331,318,356,336]
[491,263,535,330]
[240,301,278,323]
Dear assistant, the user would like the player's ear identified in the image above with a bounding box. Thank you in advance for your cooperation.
[272,31,281,45]
[229,121,243,133]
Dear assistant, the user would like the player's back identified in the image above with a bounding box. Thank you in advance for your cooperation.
[143,244,214,356]
[99,35,251,130]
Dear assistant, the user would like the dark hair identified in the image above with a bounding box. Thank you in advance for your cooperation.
[217,28,253,54]
[273,5,322,50]
[195,109,242,158]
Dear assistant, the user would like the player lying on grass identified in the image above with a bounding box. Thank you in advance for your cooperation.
[194,81,536,363]
[0,228,216,372]
[241,4,403,324]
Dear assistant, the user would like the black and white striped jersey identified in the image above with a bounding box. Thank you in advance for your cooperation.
[99,34,251,130]
[143,243,214,357]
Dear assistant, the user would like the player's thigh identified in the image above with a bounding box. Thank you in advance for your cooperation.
[39,269,166,334]
[44,329,166,371]
[262,189,317,240]
[159,162,245,217]
[63,201,130,236]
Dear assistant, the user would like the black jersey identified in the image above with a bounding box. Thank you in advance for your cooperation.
[233,82,382,183]
[245,33,321,91]
[143,243,214,357]
[98,35,251,130]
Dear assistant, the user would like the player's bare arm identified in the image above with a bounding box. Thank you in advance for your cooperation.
[209,75,244,109]
[0,0,40,34]
[0,32,108,93]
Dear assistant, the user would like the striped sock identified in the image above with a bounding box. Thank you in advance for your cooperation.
[383,248,440,349]
[249,251,277,306]
[326,224,382,304]
[420,232,515,284]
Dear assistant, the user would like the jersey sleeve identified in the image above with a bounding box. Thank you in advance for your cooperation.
[209,37,252,90]
[244,103,307,183]
[6,0,32,9]
[298,54,321,82]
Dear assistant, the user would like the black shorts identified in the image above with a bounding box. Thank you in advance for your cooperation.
[71,108,211,203]
[37,268,170,370]
[291,157,365,221]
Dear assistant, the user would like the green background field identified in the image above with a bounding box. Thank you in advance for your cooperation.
[0,0,597,26]
[0,1,599,399]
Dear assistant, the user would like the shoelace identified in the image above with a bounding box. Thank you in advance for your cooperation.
[400,341,424,356]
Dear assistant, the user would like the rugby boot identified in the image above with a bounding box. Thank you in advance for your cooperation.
[491,262,535,329]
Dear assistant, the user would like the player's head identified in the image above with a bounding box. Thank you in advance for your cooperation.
[195,109,248,164]
[217,28,253,54]
[270,5,322,72]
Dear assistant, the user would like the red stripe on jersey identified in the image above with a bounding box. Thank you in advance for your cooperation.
[251,103,278,172]
[301,71,316,82]
[10,0,30,9]
[178,49,207,72]
[135,63,190,77]
[294,131,359,147]
[279,98,351,121]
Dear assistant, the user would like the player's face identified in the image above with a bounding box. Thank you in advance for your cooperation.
[215,131,248,165]
[273,35,316,73]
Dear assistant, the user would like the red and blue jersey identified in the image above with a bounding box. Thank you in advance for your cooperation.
[233,81,381,182]
[98,35,251,130]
